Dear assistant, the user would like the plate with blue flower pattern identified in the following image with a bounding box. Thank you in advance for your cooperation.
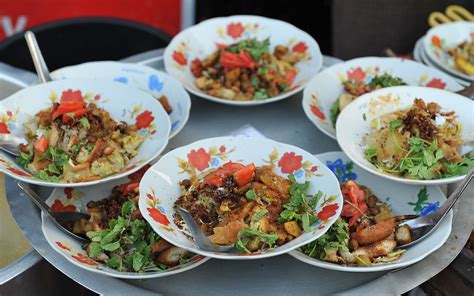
[51,61,191,139]
[289,151,452,272]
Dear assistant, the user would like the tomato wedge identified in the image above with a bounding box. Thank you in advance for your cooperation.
[341,181,368,226]
[34,135,49,153]
[284,69,297,85]
[62,108,89,123]
[220,50,255,70]
[52,89,86,120]
[202,175,224,187]
[234,163,256,187]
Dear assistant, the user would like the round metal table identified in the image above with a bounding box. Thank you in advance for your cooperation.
[5,51,474,295]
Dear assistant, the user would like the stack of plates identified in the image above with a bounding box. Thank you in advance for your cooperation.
[413,21,474,87]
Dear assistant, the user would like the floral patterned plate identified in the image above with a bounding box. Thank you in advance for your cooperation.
[336,86,473,185]
[289,151,452,272]
[51,61,191,139]
[138,136,343,259]
[423,21,474,81]
[302,57,464,140]
[0,79,170,187]
[164,15,322,106]
[41,176,210,279]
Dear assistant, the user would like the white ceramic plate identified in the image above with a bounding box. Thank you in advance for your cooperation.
[289,151,452,272]
[138,136,343,259]
[164,15,322,106]
[423,21,474,81]
[41,176,210,279]
[419,37,471,86]
[51,61,191,139]
[302,57,463,140]
[336,85,473,185]
[0,79,170,187]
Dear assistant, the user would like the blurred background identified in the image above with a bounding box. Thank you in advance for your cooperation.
[0,0,473,295]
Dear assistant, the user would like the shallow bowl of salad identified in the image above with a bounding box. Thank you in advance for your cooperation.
[336,85,473,185]
[289,151,452,272]
[164,15,322,106]
[138,136,343,259]
[0,79,171,187]
[41,166,210,279]
[302,57,463,140]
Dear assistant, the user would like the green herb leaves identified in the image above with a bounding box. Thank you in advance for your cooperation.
[85,200,164,272]
[245,188,257,200]
[253,88,268,100]
[227,38,270,60]
[368,73,406,88]
[234,228,278,254]
[389,119,403,132]
[278,175,321,231]
[329,98,340,128]
[79,117,90,129]
[299,218,349,259]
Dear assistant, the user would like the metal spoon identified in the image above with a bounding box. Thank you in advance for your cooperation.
[17,181,90,243]
[0,32,51,157]
[178,207,234,253]
[398,170,473,248]
[24,31,52,83]
[0,134,27,157]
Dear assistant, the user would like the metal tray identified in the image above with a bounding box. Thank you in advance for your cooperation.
[5,53,474,295]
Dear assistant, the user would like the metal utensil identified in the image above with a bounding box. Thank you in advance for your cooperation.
[178,207,234,253]
[398,170,473,247]
[17,181,90,243]
[24,31,52,83]
[456,82,474,100]
[0,134,27,157]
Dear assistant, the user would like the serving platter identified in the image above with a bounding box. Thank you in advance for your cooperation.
[5,54,474,295]
[302,57,464,140]
[289,151,452,272]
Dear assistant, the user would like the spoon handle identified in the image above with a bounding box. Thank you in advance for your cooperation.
[430,170,473,223]
[24,31,52,83]
[17,181,55,218]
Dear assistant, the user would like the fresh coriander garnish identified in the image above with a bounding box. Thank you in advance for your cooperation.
[253,88,268,100]
[245,188,257,200]
[79,117,90,129]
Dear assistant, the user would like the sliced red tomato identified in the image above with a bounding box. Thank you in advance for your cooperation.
[285,69,297,84]
[202,175,224,187]
[220,51,255,69]
[119,182,139,196]
[191,59,203,77]
[62,108,89,123]
[343,181,365,204]
[234,163,256,187]
[34,135,49,153]
[61,89,85,103]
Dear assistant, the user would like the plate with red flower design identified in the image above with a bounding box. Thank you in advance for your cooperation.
[41,172,210,279]
[302,57,463,140]
[0,79,170,187]
[289,151,452,272]
[138,136,343,259]
[164,15,322,106]
[422,21,474,81]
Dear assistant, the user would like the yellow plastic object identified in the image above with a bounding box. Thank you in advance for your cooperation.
[0,174,31,268]
[428,5,474,27]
